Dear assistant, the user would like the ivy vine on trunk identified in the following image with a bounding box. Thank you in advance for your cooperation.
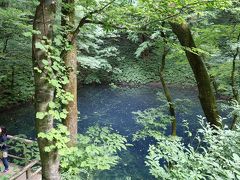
[61,0,78,146]
[32,0,60,179]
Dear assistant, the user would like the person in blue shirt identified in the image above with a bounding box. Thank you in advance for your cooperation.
[0,126,9,173]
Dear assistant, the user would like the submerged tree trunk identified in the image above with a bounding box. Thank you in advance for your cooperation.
[230,32,240,130]
[170,21,221,128]
[159,31,177,136]
[32,1,60,179]
[61,0,78,145]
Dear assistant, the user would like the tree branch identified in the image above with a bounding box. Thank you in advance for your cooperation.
[71,0,116,41]
[82,19,127,30]
[145,0,214,27]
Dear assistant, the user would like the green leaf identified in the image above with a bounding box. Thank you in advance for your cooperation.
[60,112,67,119]
[36,112,46,120]
[22,31,32,37]
[49,101,55,109]
[35,42,46,51]
[42,59,49,66]
[50,79,60,87]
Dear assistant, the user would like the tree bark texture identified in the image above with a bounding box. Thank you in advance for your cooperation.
[32,1,60,179]
[205,62,220,98]
[170,21,221,128]
[61,0,78,145]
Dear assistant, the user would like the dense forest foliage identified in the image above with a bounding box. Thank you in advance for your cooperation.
[0,0,239,179]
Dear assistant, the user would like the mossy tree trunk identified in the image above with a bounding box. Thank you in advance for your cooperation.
[61,0,78,145]
[32,1,60,179]
[205,62,220,98]
[170,21,221,128]
[159,30,177,136]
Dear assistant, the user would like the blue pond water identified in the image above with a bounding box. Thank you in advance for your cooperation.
[0,85,206,179]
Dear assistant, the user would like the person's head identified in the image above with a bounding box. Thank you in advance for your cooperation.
[0,126,7,135]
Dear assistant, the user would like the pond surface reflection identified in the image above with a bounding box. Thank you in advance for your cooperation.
[0,85,204,179]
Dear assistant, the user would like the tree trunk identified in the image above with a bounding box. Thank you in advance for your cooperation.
[32,1,60,179]
[159,31,177,136]
[170,21,221,128]
[230,32,240,130]
[205,62,220,98]
[61,0,78,145]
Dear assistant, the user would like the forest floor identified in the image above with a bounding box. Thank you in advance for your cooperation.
[0,161,41,180]
[0,161,20,178]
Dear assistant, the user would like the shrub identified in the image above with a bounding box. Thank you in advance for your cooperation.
[146,117,240,179]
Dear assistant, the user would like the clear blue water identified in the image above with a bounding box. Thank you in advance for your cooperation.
[0,85,206,179]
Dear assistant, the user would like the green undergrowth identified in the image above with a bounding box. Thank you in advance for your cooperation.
[0,60,34,109]
[111,57,196,86]
[146,117,240,180]
[60,125,129,179]
[78,35,196,86]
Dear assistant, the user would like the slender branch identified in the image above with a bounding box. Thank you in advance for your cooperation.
[71,0,116,41]
[82,19,127,30]
[87,0,116,17]
[158,26,176,136]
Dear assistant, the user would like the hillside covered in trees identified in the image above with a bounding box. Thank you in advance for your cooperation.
[0,0,240,179]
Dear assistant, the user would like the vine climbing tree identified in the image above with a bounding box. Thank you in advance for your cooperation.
[61,0,78,146]
[32,0,120,178]
[32,0,61,179]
